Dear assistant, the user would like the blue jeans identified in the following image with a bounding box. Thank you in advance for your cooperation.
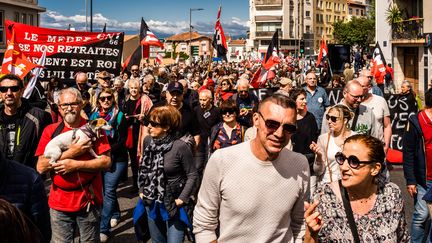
[100,161,128,235]
[412,181,432,242]
[146,207,185,243]
[50,206,100,243]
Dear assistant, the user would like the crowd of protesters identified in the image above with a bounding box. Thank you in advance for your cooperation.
[1,53,432,242]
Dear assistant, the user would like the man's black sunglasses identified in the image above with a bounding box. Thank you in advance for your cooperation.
[0,85,21,93]
[257,112,297,134]
[335,152,375,169]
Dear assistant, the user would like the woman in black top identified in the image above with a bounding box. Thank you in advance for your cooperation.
[139,106,198,243]
[290,88,318,172]
[122,79,142,193]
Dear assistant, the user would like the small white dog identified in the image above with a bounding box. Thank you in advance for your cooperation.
[44,118,112,164]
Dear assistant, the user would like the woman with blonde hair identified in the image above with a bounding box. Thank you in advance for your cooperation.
[310,104,356,186]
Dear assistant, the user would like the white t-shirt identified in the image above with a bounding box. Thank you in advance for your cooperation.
[361,94,390,141]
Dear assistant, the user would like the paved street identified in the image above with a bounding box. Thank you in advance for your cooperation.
[104,163,415,242]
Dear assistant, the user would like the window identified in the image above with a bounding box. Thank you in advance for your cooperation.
[29,14,34,25]
[355,9,359,16]
[0,11,4,44]
[256,22,281,31]
[22,13,27,24]
[306,25,310,32]
[14,12,19,22]
[349,8,352,15]
[306,11,310,17]
[360,10,364,16]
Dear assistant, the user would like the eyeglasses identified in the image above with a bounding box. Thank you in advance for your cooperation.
[149,120,161,127]
[348,93,363,100]
[257,112,297,134]
[335,152,375,169]
[59,102,80,110]
[0,85,21,93]
[326,114,339,123]
[99,96,113,102]
[131,69,139,72]
[221,109,236,116]
[238,90,248,94]
[101,77,111,81]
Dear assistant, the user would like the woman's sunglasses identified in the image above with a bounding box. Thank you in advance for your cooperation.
[257,112,297,134]
[326,114,339,123]
[99,96,113,102]
[221,109,236,116]
[335,152,375,169]
[149,120,161,127]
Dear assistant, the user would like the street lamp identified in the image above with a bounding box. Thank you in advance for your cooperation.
[189,8,204,63]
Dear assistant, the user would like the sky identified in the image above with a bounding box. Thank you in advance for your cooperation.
[38,0,250,38]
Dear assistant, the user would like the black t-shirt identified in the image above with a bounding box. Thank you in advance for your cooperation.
[194,106,221,142]
[179,103,200,137]
[0,111,19,159]
[291,111,318,169]
[122,98,142,140]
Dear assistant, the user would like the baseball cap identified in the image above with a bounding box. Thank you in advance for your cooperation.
[167,81,184,93]
[279,77,292,86]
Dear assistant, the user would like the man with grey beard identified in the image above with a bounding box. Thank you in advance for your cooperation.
[36,87,111,242]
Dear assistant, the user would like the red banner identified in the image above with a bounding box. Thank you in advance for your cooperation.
[6,20,124,83]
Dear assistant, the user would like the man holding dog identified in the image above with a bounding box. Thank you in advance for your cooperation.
[36,87,111,242]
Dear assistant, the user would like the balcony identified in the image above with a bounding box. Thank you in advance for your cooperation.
[255,0,282,10]
[255,31,283,38]
[392,18,423,40]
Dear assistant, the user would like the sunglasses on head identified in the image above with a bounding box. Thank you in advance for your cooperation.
[335,152,375,169]
[257,112,297,134]
[0,85,21,93]
[326,114,339,123]
[99,96,113,102]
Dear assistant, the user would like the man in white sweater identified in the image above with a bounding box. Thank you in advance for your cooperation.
[193,94,310,242]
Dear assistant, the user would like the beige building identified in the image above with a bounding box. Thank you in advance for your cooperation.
[227,39,247,62]
[164,32,212,60]
[386,0,432,95]
[249,0,304,57]
[0,0,45,57]
[313,0,347,50]
[347,0,367,21]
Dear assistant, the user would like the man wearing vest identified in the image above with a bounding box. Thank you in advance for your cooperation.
[36,88,111,242]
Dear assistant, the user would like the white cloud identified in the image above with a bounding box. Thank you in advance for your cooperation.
[40,10,248,37]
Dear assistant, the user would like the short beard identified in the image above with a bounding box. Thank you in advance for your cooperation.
[64,112,78,124]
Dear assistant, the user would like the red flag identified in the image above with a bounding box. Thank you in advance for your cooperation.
[122,45,141,72]
[262,30,279,70]
[141,31,164,48]
[316,36,328,67]
[371,42,387,85]
[1,29,38,79]
[155,53,163,65]
[250,67,268,88]
[212,6,228,60]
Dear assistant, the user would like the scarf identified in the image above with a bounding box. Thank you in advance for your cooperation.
[139,134,175,203]
[90,106,118,138]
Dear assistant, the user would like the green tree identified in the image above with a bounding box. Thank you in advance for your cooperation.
[332,17,375,49]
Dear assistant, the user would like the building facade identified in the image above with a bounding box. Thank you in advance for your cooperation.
[164,32,212,60]
[0,0,45,57]
[383,0,432,95]
[249,0,304,57]
[313,0,347,50]
[227,39,247,62]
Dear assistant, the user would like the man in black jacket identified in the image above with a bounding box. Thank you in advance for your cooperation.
[0,152,51,242]
[0,74,52,169]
